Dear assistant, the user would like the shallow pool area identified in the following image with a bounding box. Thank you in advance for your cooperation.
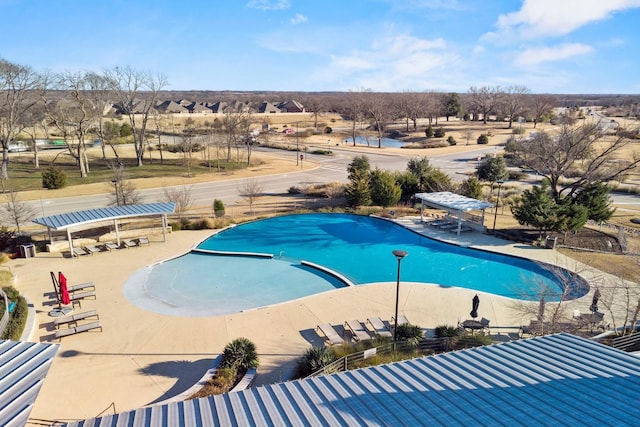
[124,213,588,316]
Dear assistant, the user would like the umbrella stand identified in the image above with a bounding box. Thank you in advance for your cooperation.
[48,271,72,317]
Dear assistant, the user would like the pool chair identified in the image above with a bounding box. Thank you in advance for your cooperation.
[391,314,410,326]
[55,321,103,340]
[367,317,393,338]
[72,247,88,256]
[103,242,120,251]
[53,310,100,329]
[83,245,102,254]
[317,323,344,345]
[122,239,138,248]
[137,236,150,245]
[345,320,372,342]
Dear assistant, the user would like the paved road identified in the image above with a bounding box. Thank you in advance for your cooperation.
[29,143,640,219]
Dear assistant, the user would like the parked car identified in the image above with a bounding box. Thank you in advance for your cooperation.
[8,142,27,152]
[282,128,294,134]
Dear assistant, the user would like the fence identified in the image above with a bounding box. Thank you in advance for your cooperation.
[307,337,485,378]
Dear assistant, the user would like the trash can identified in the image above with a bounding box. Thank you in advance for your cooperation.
[545,236,557,249]
[19,244,36,258]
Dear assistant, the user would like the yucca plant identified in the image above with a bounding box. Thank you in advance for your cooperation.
[297,346,336,377]
[220,337,259,370]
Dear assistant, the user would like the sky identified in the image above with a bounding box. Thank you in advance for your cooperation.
[1,0,639,94]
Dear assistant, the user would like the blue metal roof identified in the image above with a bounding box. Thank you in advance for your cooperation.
[32,202,176,231]
[62,334,640,426]
[0,340,59,426]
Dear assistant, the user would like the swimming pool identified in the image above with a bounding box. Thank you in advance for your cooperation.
[123,213,588,316]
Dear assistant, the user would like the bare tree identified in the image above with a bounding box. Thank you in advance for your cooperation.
[104,66,167,166]
[239,177,263,214]
[0,58,42,179]
[362,91,391,148]
[1,190,35,235]
[109,162,140,206]
[45,71,99,178]
[529,94,557,128]
[598,274,640,335]
[340,89,367,146]
[162,185,194,217]
[85,71,114,160]
[468,86,502,124]
[510,122,640,202]
[500,85,530,129]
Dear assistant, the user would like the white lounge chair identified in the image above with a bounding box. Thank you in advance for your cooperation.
[54,310,99,328]
[122,239,138,248]
[317,323,344,345]
[55,321,103,340]
[367,317,392,338]
[83,245,102,254]
[103,242,120,251]
[345,320,372,341]
[72,247,88,256]
[137,236,150,245]
[391,315,410,326]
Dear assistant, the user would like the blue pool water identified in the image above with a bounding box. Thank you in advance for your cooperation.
[345,136,405,148]
[124,213,587,317]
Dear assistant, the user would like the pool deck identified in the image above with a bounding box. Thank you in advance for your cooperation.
[14,217,605,422]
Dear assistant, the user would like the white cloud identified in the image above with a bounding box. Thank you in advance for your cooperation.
[473,45,485,55]
[324,33,460,91]
[290,13,307,25]
[495,0,640,38]
[514,43,593,65]
[246,0,289,11]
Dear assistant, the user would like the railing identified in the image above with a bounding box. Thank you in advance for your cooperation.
[306,337,485,378]
[0,288,10,338]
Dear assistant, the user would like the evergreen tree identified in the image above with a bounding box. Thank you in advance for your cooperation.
[512,182,559,237]
[395,171,420,203]
[347,155,370,179]
[477,156,508,185]
[459,176,483,199]
[574,182,616,222]
[370,168,402,207]
[344,168,371,207]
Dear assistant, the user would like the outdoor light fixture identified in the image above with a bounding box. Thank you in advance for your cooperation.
[492,180,505,233]
[392,249,408,342]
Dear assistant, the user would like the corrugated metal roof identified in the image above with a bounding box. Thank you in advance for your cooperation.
[416,191,493,211]
[32,202,176,231]
[0,340,59,427]
[62,334,640,426]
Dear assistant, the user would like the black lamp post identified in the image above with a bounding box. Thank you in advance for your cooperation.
[112,179,120,206]
[492,180,505,233]
[392,249,408,342]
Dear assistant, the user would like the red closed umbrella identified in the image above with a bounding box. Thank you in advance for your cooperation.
[58,272,71,305]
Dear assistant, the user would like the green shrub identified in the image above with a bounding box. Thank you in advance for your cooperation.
[42,167,67,189]
[446,136,456,145]
[1,286,27,340]
[477,134,489,144]
[297,345,336,377]
[213,199,225,217]
[434,127,445,138]
[434,325,460,338]
[512,127,525,135]
[425,125,434,137]
[221,337,259,370]
[288,186,302,194]
[395,323,424,345]
[311,149,332,155]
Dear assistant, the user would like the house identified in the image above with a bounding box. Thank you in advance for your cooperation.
[257,101,280,114]
[154,100,188,114]
[277,99,305,113]
[184,102,211,114]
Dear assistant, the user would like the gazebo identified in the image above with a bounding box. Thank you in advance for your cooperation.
[414,191,493,235]
[32,202,176,256]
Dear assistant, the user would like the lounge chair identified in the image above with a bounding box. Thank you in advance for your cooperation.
[53,310,99,328]
[72,247,88,256]
[317,323,344,345]
[68,281,96,293]
[55,321,103,340]
[345,320,372,341]
[391,314,410,326]
[122,239,138,248]
[83,245,102,254]
[137,236,150,245]
[103,242,120,251]
[367,317,392,338]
